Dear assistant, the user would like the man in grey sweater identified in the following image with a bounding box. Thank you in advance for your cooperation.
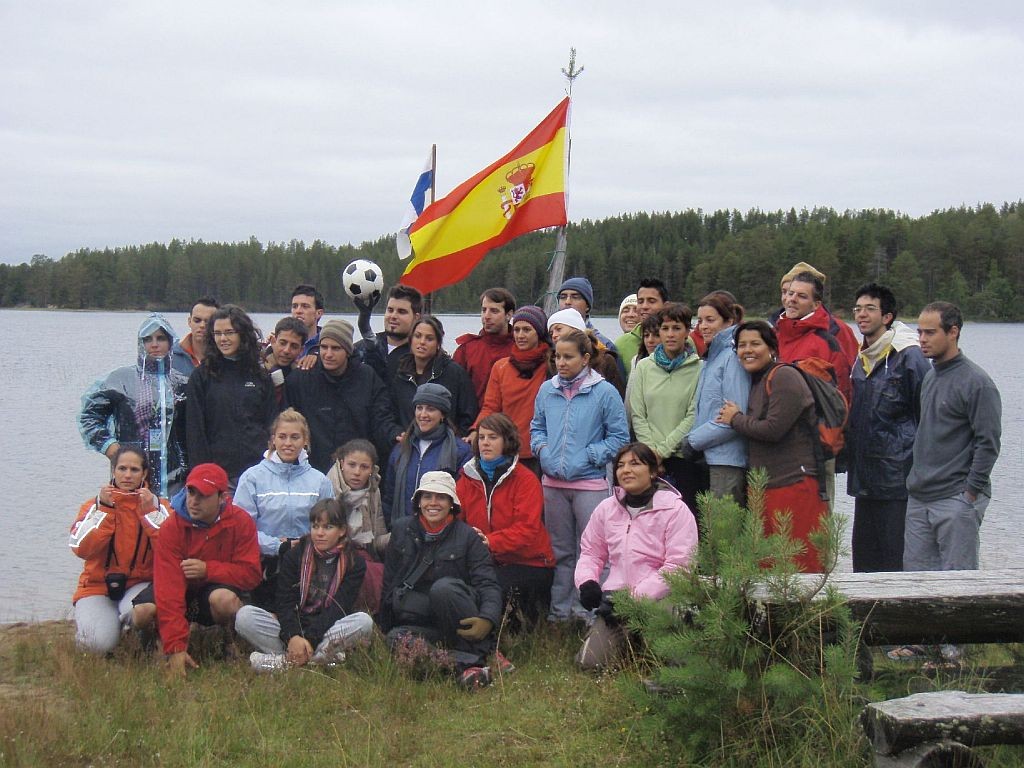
[904,302,1002,572]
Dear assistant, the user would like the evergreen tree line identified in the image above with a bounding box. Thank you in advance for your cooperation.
[2,201,1022,320]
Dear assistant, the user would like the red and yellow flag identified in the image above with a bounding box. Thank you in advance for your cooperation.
[401,97,570,294]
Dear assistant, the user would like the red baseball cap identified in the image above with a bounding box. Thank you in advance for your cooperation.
[185,463,229,495]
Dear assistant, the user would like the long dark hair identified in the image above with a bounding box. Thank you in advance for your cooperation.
[204,305,267,379]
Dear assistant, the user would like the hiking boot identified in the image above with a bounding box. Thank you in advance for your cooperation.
[249,652,288,673]
[458,666,492,691]
[491,650,516,676]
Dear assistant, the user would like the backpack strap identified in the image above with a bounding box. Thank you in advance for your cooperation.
[763,363,829,501]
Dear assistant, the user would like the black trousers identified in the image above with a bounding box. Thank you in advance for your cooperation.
[497,563,554,627]
[386,576,495,669]
[852,497,907,572]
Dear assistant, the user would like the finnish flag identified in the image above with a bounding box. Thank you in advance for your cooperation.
[396,151,434,260]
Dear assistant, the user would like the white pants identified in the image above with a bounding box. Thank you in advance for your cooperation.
[235,606,374,661]
[74,581,151,655]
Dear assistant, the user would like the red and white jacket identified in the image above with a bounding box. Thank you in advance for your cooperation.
[69,490,170,603]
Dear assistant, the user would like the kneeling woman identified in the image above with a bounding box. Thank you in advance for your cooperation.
[575,442,698,670]
[236,499,374,671]
[717,320,828,572]
[380,472,503,689]
[456,413,554,625]
[69,446,170,654]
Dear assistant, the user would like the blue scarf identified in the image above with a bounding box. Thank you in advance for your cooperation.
[653,344,689,372]
[478,455,504,481]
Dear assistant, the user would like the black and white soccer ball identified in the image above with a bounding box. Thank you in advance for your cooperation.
[342,259,384,303]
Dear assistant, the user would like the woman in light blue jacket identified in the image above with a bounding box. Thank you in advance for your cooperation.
[530,329,629,623]
[234,408,335,607]
[684,292,750,505]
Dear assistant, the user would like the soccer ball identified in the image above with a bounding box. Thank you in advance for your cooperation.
[342,259,384,303]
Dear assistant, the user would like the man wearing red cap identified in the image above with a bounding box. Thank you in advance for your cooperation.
[151,463,261,676]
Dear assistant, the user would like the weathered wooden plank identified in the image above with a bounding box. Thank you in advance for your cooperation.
[752,569,1024,645]
[861,691,1024,756]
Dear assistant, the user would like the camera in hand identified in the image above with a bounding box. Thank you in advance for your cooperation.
[105,572,127,600]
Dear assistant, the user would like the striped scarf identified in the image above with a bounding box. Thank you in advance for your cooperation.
[298,541,347,614]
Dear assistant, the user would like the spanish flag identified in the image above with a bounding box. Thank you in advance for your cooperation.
[401,97,570,294]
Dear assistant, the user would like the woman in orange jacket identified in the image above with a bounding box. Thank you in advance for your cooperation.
[69,446,170,654]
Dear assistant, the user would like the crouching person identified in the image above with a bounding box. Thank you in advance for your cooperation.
[380,472,503,690]
[574,443,698,671]
[236,499,374,672]
[152,463,262,677]
[70,446,170,654]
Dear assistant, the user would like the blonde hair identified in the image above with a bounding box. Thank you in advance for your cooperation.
[268,407,310,452]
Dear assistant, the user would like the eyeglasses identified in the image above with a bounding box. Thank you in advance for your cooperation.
[852,304,880,314]
[212,330,238,338]
[558,292,584,301]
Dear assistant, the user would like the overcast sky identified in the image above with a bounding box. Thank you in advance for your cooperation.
[1,1,1022,265]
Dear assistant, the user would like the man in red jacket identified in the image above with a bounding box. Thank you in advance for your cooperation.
[775,271,854,511]
[454,287,517,403]
[152,463,261,676]
[776,272,854,402]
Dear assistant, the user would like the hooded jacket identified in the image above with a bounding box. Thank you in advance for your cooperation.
[628,349,702,460]
[234,450,336,556]
[69,490,170,602]
[185,357,277,482]
[846,321,931,499]
[453,328,516,404]
[79,314,189,495]
[687,326,750,468]
[392,353,478,436]
[284,358,401,473]
[530,368,630,482]
[775,305,853,402]
[154,491,261,654]
[575,482,697,601]
[457,458,554,569]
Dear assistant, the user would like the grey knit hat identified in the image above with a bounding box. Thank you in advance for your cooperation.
[412,382,452,415]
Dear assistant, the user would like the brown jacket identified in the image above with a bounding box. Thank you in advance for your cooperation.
[730,363,817,488]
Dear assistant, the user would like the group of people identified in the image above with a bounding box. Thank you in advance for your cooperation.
[71,266,1002,683]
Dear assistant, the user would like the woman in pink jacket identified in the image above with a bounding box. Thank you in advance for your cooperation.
[574,442,698,670]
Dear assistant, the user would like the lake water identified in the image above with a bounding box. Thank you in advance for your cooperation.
[1,309,1020,624]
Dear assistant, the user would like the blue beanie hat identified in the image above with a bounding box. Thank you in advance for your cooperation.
[558,277,594,311]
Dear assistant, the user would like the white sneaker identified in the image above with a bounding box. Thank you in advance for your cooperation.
[249,651,288,673]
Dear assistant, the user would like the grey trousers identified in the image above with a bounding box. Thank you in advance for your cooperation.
[904,492,989,571]
[235,605,375,660]
[708,465,747,507]
[74,581,152,655]
[543,485,610,622]
[575,615,628,670]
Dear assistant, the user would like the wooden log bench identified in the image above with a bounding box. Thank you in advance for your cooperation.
[861,691,1024,767]
[752,568,1024,646]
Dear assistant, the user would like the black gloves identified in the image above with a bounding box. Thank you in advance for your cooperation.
[578,580,603,611]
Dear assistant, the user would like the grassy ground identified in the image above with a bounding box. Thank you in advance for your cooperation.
[0,621,1022,767]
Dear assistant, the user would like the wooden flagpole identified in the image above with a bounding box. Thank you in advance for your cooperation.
[542,48,583,315]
